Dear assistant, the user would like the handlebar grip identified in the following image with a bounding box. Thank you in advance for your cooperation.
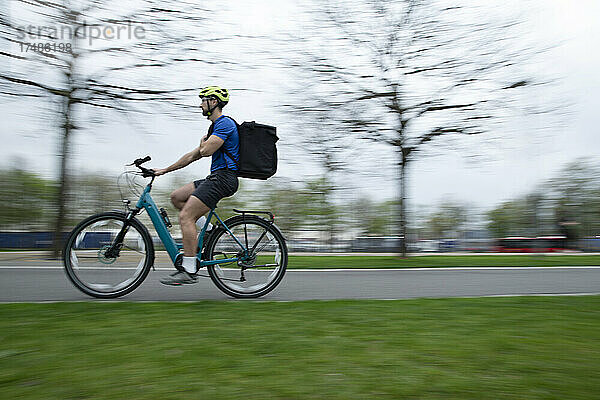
[134,156,151,166]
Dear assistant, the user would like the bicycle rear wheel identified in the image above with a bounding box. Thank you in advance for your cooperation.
[205,215,287,298]
[63,212,154,298]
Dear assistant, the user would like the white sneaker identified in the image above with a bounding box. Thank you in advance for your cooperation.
[159,271,198,286]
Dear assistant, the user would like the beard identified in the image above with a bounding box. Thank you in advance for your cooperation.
[201,106,210,117]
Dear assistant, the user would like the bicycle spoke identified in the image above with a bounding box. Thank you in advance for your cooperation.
[122,245,146,255]
[253,235,276,254]
[250,228,270,252]
[222,229,246,252]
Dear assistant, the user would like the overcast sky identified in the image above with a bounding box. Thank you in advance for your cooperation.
[1,0,598,211]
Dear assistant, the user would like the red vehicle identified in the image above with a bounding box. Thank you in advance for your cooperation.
[534,236,568,252]
[494,236,568,253]
[495,237,534,253]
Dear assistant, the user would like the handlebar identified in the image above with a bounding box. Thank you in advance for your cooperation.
[134,156,151,166]
[129,156,155,178]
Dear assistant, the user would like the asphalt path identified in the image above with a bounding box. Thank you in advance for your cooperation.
[1,255,600,302]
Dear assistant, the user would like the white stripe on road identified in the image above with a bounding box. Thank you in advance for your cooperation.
[2,266,600,271]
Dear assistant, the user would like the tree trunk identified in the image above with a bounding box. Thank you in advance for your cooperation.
[399,151,408,257]
[51,96,72,258]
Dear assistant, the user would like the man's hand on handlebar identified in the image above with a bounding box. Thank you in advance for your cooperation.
[152,168,168,176]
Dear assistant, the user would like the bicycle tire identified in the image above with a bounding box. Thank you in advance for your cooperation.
[63,211,155,299]
[205,215,287,298]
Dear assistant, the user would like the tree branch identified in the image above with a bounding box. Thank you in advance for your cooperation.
[0,74,67,96]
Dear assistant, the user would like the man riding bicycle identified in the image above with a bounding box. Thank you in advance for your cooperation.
[152,86,239,285]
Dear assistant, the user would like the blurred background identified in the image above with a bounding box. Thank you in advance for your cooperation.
[1,0,599,254]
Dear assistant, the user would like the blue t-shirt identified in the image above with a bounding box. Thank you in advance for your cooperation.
[209,116,239,173]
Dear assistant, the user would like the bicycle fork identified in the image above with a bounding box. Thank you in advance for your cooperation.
[104,210,138,259]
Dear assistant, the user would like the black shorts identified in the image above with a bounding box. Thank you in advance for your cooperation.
[192,169,239,209]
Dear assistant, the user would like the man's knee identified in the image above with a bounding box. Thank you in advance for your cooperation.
[179,196,206,222]
[171,182,197,209]
[170,191,180,208]
[171,189,189,209]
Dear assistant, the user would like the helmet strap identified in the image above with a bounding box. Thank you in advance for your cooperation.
[206,99,220,118]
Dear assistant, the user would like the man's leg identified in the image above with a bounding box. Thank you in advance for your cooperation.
[170,182,196,210]
[160,183,209,286]
[179,195,211,257]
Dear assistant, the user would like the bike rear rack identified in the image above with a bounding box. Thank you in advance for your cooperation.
[233,209,275,223]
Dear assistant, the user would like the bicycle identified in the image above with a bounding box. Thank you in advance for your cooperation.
[63,156,288,299]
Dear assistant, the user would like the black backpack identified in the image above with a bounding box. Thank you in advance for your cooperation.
[210,117,279,180]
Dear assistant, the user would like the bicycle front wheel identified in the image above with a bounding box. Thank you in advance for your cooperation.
[63,212,154,298]
[205,215,287,298]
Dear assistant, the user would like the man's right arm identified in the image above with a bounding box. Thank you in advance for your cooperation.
[154,146,202,176]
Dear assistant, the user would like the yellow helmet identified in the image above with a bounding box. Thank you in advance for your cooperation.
[198,86,229,105]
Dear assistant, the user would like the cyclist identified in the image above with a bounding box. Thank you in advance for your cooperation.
[152,86,239,285]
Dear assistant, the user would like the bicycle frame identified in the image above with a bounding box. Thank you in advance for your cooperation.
[133,182,247,267]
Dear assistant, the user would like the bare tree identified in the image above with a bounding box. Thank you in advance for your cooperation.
[283,0,558,256]
[424,199,468,239]
[0,0,236,256]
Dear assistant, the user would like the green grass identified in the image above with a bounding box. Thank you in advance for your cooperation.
[288,254,600,269]
[1,297,600,399]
